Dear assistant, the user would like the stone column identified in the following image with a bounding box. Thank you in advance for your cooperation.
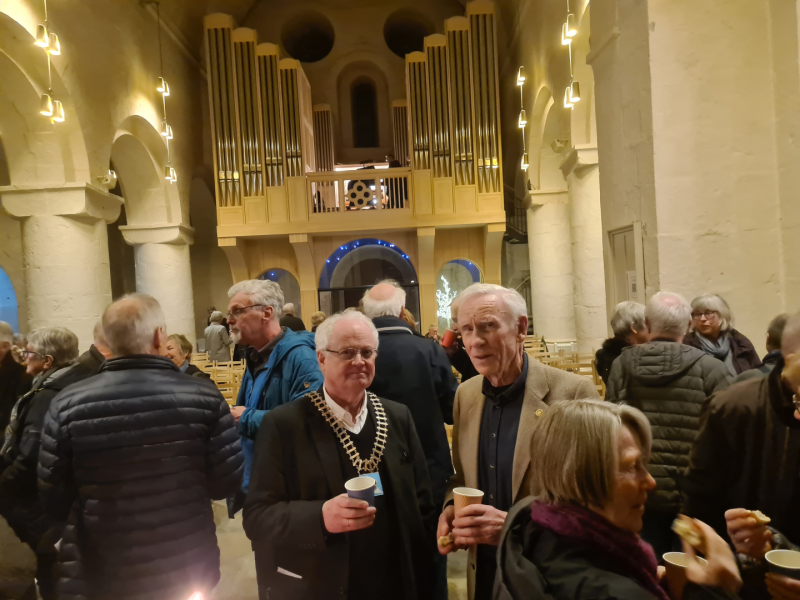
[417,227,437,330]
[290,233,319,330]
[526,190,576,343]
[561,146,608,352]
[0,183,121,350]
[121,224,197,345]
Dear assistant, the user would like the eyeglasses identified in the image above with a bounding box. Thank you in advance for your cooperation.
[324,347,379,361]
[21,350,44,359]
[692,311,718,320]
[226,304,266,321]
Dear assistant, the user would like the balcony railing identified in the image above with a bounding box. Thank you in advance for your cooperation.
[307,168,412,214]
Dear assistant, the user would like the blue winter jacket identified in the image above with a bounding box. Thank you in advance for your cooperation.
[236,329,323,491]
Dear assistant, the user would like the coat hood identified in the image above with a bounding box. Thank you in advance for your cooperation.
[271,328,317,366]
[618,341,708,386]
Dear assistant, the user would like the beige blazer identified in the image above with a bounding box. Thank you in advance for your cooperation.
[445,358,600,599]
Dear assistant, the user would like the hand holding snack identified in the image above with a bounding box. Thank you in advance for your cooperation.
[725,508,773,560]
[437,506,461,555]
[683,519,743,594]
[673,514,707,553]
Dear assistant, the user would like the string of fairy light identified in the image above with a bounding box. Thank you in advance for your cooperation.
[35,0,65,123]
[155,2,177,184]
[516,0,581,173]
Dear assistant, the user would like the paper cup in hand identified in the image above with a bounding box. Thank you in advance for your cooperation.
[345,477,376,507]
[453,487,484,515]
[442,329,457,348]
[766,550,800,580]
[663,552,708,600]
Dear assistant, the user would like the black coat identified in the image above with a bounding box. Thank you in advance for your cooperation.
[280,314,307,332]
[243,392,437,600]
[369,316,457,507]
[606,341,731,514]
[494,499,737,600]
[683,329,762,375]
[594,336,630,385]
[37,355,244,600]
[0,350,32,433]
[185,362,212,378]
[447,339,480,382]
[0,361,96,546]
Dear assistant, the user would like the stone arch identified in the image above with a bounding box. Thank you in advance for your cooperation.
[527,86,554,190]
[329,245,417,288]
[111,115,180,226]
[336,60,392,161]
[259,268,302,318]
[0,13,90,184]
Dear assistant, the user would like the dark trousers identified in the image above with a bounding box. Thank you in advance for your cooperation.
[640,511,680,562]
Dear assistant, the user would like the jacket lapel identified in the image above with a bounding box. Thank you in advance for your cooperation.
[511,360,549,502]
[306,395,346,496]
[462,392,485,490]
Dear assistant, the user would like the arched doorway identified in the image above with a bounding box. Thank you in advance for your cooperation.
[318,238,419,320]
[259,268,302,318]
[436,259,482,331]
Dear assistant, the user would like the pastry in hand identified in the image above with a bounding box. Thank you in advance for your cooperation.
[748,510,771,525]
[672,515,706,553]
[438,534,454,547]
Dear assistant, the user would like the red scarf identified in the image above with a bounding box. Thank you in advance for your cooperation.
[529,502,670,600]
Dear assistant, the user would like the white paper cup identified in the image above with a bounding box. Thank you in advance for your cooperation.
[663,552,708,600]
[766,549,800,580]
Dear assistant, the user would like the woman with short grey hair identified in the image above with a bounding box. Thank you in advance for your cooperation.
[683,294,761,376]
[595,301,649,385]
[494,399,743,600]
[205,311,233,363]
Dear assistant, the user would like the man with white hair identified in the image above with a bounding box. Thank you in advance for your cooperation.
[0,321,31,433]
[243,310,437,600]
[363,281,457,600]
[227,280,323,504]
[606,291,731,558]
[279,302,307,332]
[38,293,243,599]
[437,283,598,600]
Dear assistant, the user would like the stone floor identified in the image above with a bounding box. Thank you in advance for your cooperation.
[1,502,469,600]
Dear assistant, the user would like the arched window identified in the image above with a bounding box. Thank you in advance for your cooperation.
[351,80,378,148]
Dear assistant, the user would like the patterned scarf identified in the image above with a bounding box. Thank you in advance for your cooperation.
[529,502,670,600]
[696,331,736,376]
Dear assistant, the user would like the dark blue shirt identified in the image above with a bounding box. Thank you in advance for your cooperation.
[474,353,528,600]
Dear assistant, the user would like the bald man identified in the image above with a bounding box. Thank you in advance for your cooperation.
[362,281,457,600]
[72,320,113,378]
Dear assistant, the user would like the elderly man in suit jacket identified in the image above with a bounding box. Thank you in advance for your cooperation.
[436,283,599,600]
[243,309,437,600]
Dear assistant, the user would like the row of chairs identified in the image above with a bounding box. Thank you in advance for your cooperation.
[190,353,246,405]
[524,336,605,397]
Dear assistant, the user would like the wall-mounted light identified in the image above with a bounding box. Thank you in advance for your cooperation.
[565,14,577,37]
[51,100,65,122]
[166,125,174,140]
[516,66,526,86]
[561,23,571,45]
[563,87,573,109]
[164,165,173,181]
[35,24,49,47]
[518,109,527,129]
[521,151,529,170]
[157,77,170,97]
[47,32,60,55]
[569,81,581,103]
[160,121,170,137]
[39,93,53,116]
[170,167,177,183]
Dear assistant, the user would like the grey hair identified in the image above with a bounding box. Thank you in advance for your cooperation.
[531,399,652,509]
[28,327,80,368]
[209,310,225,324]
[93,320,107,346]
[311,311,327,327]
[315,309,380,353]
[450,294,464,321]
[283,303,296,316]
[767,313,790,353]
[457,283,528,324]
[0,321,13,345]
[646,291,692,337]
[691,294,733,331]
[228,280,284,319]
[168,333,193,358]
[610,301,646,338]
[103,293,167,356]
[362,280,406,319]
[781,313,800,356]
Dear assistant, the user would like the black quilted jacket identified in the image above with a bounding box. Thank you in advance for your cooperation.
[37,355,243,600]
[606,340,731,513]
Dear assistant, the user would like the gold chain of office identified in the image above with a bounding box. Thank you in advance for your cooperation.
[309,390,388,475]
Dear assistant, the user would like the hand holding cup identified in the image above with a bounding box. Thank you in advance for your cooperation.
[322,493,376,534]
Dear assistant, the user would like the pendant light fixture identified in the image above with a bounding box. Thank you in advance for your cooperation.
[569,81,581,103]
[521,151,530,170]
[562,0,580,111]
[518,109,527,129]
[516,66,526,86]
[563,87,573,109]
[518,65,529,172]
[35,0,65,123]
[565,13,577,38]
[153,2,177,184]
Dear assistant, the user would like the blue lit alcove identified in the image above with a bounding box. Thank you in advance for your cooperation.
[0,267,19,332]
[258,268,302,318]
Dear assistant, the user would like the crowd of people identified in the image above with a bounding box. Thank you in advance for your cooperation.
[0,281,797,600]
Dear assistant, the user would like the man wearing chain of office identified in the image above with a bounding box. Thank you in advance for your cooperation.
[243,309,438,600]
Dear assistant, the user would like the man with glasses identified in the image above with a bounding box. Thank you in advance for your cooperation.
[226,280,323,511]
[243,309,437,600]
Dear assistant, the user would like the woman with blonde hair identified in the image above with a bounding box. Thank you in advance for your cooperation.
[165,334,210,379]
[683,294,761,376]
[494,399,742,600]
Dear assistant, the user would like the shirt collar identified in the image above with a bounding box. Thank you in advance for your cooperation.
[248,327,286,366]
[179,359,190,373]
[482,353,528,405]
[323,386,369,434]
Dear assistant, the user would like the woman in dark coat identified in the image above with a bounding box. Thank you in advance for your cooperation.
[595,300,649,385]
[683,294,761,376]
[494,400,743,600]
[165,333,211,378]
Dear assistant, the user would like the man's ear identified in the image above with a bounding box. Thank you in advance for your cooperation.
[517,316,528,341]
[43,354,54,370]
[263,306,274,323]
[154,327,168,356]
[399,305,406,318]
[317,349,326,373]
